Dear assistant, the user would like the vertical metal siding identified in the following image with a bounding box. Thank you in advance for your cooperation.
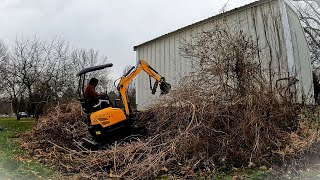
[174,33,181,79]
[164,37,170,77]
[135,0,313,110]
[169,37,175,80]
[286,4,314,103]
[179,31,187,77]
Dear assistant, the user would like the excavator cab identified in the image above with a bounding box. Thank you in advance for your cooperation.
[76,63,114,114]
[76,60,171,140]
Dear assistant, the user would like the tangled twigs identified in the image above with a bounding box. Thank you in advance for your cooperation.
[20,27,320,179]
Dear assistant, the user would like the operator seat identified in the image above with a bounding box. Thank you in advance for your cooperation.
[81,95,111,114]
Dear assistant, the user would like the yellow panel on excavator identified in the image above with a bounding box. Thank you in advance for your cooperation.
[90,107,127,128]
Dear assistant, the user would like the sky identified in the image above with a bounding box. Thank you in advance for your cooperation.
[0,0,256,78]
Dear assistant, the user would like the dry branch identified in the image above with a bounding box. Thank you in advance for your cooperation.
[19,28,320,179]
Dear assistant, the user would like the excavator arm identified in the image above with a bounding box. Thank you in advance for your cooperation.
[117,60,171,116]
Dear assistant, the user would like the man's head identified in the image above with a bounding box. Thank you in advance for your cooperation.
[89,78,99,87]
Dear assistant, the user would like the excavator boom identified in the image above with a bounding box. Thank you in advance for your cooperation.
[117,60,171,115]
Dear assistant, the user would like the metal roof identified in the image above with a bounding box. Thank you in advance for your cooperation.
[133,0,274,51]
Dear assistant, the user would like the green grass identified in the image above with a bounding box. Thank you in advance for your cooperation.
[0,117,59,180]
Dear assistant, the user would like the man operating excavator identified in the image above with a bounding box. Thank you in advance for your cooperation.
[84,77,110,110]
[84,78,100,101]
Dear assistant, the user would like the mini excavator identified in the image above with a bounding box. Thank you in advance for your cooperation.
[76,60,171,141]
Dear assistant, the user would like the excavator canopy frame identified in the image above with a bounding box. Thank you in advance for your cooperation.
[76,63,113,101]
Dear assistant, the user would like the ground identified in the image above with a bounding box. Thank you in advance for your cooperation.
[1,117,320,179]
[0,117,59,180]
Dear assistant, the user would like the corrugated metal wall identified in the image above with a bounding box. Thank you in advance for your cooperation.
[285,1,314,103]
[135,0,313,110]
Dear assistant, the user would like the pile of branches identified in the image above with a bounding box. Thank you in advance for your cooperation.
[20,102,90,165]
[20,28,319,179]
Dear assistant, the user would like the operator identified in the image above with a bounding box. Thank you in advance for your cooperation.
[84,77,101,101]
[84,77,110,110]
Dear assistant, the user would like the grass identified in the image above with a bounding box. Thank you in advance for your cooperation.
[0,117,59,180]
[210,166,268,180]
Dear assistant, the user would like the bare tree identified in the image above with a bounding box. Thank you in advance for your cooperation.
[0,40,8,63]
[6,37,73,117]
[0,36,112,118]
[71,48,111,93]
[0,40,8,92]
[294,0,320,69]
[0,40,25,113]
[0,40,9,88]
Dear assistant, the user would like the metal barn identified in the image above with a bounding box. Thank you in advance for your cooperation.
[134,0,314,110]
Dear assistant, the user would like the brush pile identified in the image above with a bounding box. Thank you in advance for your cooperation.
[20,28,319,179]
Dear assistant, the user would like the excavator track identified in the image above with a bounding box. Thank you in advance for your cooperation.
[81,125,147,150]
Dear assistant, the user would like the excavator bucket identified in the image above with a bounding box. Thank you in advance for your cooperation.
[160,82,171,94]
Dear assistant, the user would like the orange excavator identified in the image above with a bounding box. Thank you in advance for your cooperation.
[76,60,171,139]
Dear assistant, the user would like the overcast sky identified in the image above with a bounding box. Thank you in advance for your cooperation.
[0,0,256,78]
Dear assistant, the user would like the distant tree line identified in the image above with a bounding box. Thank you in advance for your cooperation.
[0,37,111,118]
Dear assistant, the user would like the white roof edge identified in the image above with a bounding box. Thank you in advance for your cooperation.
[134,0,278,51]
